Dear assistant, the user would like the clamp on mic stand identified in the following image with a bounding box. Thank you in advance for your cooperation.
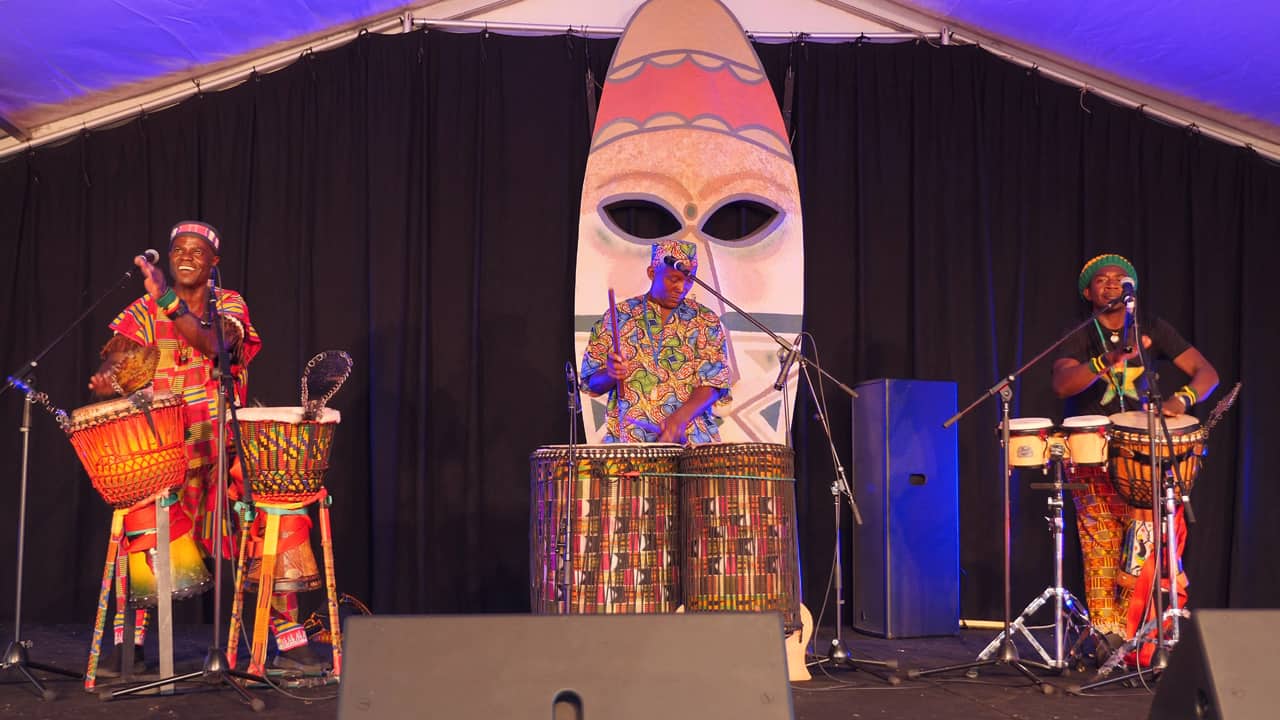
[107,267,267,710]
[909,295,1131,691]
[664,257,904,682]
[561,361,580,614]
[1,260,142,699]
[1074,298,1195,693]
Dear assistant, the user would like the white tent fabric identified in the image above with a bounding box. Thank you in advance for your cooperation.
[0,1,1277,157]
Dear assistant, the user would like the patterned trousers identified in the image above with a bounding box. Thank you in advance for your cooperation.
[1068,465,1136,637]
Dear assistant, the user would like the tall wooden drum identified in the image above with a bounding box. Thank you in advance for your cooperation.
[529,443,683,615]
[678,442,801,633]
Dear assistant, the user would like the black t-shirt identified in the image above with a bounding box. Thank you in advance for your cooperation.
[1055,314,1191,418]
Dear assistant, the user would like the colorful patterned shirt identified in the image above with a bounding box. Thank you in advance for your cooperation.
[581,294,731,443]
[109,289,261,475]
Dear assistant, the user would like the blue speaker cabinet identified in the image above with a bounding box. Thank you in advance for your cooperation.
[851,378,959,638]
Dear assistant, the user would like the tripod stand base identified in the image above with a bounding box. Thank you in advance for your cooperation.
[908,637,1052,692]
[809,637,902,685]
[103,646,267,711]
[3,639,82,700]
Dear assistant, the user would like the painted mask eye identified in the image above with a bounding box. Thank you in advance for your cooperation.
[601,198,682,241]
[700,198,781,243]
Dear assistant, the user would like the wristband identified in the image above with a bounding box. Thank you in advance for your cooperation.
[1176,385,1198,407]
[1089,355,1107,374]
[156,287,180,314]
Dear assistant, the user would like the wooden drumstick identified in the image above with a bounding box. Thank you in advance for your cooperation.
[607,288,621,355]
[607,288,622,436]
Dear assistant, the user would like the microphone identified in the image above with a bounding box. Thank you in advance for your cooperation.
[140,248,160,264]
[565,361,580,414]
[1120,276,1137,306]
[662,255,693,274]
[773,335,802,391]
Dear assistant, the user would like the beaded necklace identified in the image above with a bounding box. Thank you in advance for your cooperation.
[1093,318,1127,411]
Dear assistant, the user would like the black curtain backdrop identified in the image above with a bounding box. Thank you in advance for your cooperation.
[2,32,1277,627]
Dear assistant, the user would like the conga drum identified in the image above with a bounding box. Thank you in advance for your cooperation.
[678,443,801,633]
[1108,411,1207,508]
[529,443,683,614]
[68,393,211,603]
[235,406,341,591]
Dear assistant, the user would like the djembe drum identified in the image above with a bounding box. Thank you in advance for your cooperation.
[1108,410,1207,508]
[228,406,343,678]
[68,393,212,604]
[678,443,802,633]
[529,443,683,615]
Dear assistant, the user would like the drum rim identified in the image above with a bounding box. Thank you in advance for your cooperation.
[1108,410,1201,433]
[1062,414,1112,429]
[1007,417,1054,431]
[69,392,183,429]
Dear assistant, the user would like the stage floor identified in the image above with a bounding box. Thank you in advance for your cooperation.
[1,623,1155,719]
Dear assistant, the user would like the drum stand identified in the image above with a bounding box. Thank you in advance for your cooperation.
[971,446,1098,672]
[106,273,268,710]
[1,376,82,699]
[1073,371,1196,694]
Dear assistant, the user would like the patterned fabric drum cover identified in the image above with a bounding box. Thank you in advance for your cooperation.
[678,442,801,632]
[529,443,683,615]
[1108,410,1206,508]
[68,393,187,508]
[1004,417,1054,468]
[235,406,340,502]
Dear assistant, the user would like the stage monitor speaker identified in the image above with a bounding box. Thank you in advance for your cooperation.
[1148,609,1280,720]
[338,613,795,720]
[851,378,959,638]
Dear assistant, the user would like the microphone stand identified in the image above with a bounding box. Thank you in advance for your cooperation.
[677,267,905,682]
[2,264,142,699]
[1074,298,1195,692]
[561,361,580,614]
[909,296,1130,689]
[108,268,267,709]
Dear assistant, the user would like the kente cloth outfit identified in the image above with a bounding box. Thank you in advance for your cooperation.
[1055,254,1192,637]
[580,240,732,443]
[104,221,307,654]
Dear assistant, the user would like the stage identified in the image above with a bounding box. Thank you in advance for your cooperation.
[1,623,1154,719]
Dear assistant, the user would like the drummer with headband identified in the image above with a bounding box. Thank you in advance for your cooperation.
[1051,253,1218,649]
[87,221,324,674]
[580,240,732,444]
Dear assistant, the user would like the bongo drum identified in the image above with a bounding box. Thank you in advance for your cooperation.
[529,443,683,615]
[678,443,801,633]
[1108,411,1207,508]
[1004,418,1054,468]
[68,393,187,508]
[1061,415,1111,467]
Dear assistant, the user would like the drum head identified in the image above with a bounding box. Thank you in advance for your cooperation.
[1062,414,1111,430]
[235,406,341,424]
[1109,410,1199,433]
[1007,417,1053,433]
[69,392,181,429]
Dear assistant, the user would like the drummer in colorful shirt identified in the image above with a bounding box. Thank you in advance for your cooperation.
[1051,253,1218,649]
[87,221,324,674]
[580,240,732,444]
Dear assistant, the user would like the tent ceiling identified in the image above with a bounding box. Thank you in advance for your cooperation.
[0,1,1276,157]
